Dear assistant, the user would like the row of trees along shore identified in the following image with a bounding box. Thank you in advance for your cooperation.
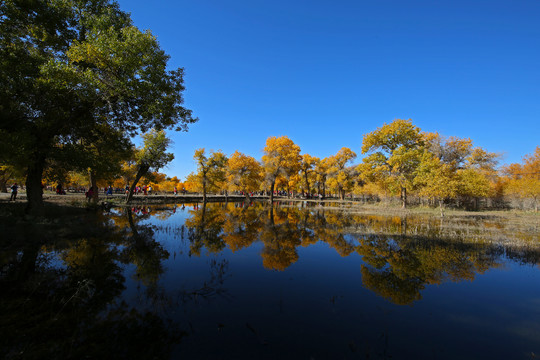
[182,119,539,213]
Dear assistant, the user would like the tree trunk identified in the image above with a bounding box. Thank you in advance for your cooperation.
[339,187,345,200]
[269,180,275,204]
[304,171,310,196]
[126,165,149,204]
[243,188,251,203]
[0,178,8,193]
[202,176,207,203]
[439,199,445,217]
[401,186,407,208]
[25,155,46,216]
[89,169,99,203]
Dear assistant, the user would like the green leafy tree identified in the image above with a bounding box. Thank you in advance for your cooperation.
[0,0,196,215]
[126,130,173,203]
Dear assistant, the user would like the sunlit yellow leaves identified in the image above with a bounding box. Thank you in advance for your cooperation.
[262,136,301,181]
[362,119,423,154]
[414,151,459,203]
[192,148,228,198]
[226,151,262,194]
[361,119,424,207]
[504,147,540,211]
[457,168,491,199]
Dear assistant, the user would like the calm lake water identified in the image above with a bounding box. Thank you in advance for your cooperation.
[1,202,540,359]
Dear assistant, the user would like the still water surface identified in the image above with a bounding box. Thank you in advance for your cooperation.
[2,202,540,359]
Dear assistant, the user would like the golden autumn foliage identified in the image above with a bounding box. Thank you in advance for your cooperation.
[326,147,357,200]
[361,119,424,208]
[262,136,301,201]
[226,151,263,197]
[504,147,540,212]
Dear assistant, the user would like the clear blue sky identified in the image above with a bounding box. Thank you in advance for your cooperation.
[117,0,539,180]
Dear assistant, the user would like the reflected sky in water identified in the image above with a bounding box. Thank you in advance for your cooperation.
[1,202,540,359]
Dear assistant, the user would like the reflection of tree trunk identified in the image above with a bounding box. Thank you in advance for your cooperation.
[127,164,149,203]
[25,154,46,215]
[269,206,274,226]
[202,201,207,222]
[198,202,207,236]
[89,169,99,203]
[243,188,251,203]
[127,208,139,238]
[400,217,407,236]
[16,242,40,282]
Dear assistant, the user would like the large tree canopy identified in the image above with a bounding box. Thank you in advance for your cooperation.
[0,0,197,214]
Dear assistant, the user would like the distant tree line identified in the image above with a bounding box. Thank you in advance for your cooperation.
[183,119,539,212]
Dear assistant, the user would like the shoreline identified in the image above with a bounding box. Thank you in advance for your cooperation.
[1,191,538,220]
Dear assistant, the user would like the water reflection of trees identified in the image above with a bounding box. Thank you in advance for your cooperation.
[182,202,540,305]
[0,210,182,359]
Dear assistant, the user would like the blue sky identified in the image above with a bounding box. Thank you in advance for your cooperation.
[117,0,539,179]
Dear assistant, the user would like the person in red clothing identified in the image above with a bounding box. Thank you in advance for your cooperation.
[85,187,94,202]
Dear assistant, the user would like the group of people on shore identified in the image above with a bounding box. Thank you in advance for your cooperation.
[127,185,155,196]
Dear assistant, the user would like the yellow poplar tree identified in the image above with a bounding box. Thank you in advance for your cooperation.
[300,154,319,195]
[226,151,263,201]
[361,119,424,208]
[504,146,540,212]
[193,148,228,202]
[414,151,459,215]
[314,157,331,198]
[262,136,301,203]
[327,147,357,200]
